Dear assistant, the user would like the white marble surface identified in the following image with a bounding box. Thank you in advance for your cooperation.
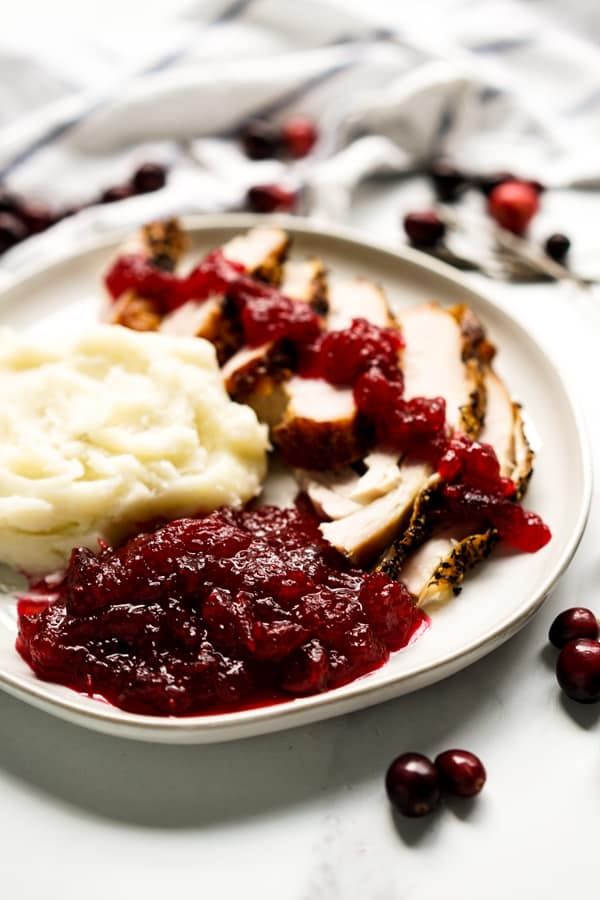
[2,2,600,898]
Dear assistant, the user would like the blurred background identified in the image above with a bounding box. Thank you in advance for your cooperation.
[1,0,600,285]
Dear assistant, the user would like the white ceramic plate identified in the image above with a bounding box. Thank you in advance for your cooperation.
[0,214,591,743]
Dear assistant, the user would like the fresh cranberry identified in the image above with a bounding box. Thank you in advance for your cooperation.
[17,507,425,716]
[544,233,570,264]
[100,184,135,203]
[428,160,468,202]
[556,639,600,703]
[549,608,599,649]
[132,162,167,194]
[385,753,441,817]
[316,318,404,385]
[487,180,539,235]
[434,749,486,797]
[18,200,55,235]
[476,171,515,196]
[240,119,282,160]
[403,211,446,247]
[246,184,297,214]
[0,212,27,253]
[282,116,318,158]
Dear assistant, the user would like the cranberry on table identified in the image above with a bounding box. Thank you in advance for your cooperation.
[385,752,441,818]
[246,184,297,213]
[282,116,318,158]
[544,233,571,264]
[428,160,468,202]
[240,118,282,160]
[487,179,540,235]
[132,162,167,194]
[434,749,486,797]
[549,608,598,649]
[100,184,135,203]
[556,639,600,703]
[0,212,27,253]
[403,210,446,247]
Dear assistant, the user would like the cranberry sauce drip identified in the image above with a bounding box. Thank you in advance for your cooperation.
[104,249,244,312]
[16,507,425,717]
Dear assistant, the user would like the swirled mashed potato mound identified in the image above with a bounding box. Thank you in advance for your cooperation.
[0,325,269,574]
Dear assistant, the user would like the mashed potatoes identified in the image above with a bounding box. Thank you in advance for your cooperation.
[0,325,269,574]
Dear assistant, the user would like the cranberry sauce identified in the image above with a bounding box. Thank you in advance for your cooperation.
[104,249,244,312]
[16,507,426,717]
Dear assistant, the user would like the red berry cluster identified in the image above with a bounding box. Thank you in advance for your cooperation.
[386,748,486,818]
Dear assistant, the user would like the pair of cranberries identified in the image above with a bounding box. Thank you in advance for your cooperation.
[549,608,600,703]
[100,162,167,204]
[386,749,486,818]
[241,116,318,215]
[241,116,318,161]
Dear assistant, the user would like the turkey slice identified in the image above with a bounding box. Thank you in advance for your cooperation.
[158,226,290,356]
[320,463,434,566]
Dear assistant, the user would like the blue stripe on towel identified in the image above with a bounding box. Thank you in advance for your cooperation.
[469,36,534,54]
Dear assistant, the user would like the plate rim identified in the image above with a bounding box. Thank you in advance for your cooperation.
[0,212,592,742]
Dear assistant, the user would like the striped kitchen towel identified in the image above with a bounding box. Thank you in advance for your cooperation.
[1,0,600,277]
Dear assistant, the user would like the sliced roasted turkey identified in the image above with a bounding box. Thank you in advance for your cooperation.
[382,308,534,606]
[317,302,487,564]
[159,227,290,363]
[221,257,326,401]
[274,277,398,469]
[109,219,186,331]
